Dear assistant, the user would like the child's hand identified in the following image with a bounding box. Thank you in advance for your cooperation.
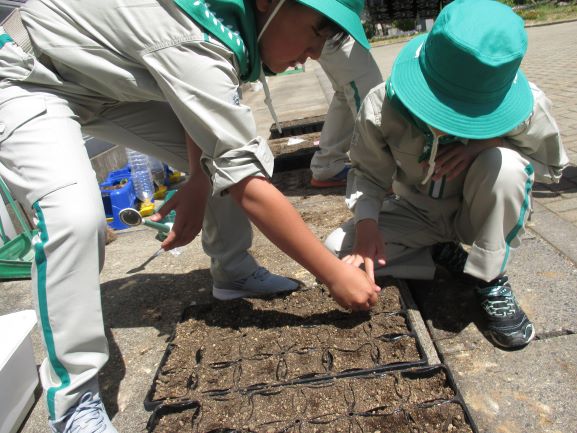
[327,264,381,311]
[433,138,503,181]
[150,175,210,250]
[342,219,386,283]
[432,142,476,181]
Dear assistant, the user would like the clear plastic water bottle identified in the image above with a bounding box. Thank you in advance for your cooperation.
[148,156,167,187]
[125,148,154,203]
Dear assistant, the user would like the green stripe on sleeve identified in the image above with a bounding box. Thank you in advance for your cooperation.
[350,80,361,112]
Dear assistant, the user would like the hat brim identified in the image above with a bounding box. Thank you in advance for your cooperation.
[295,0,370,50]
[390,35,534,139]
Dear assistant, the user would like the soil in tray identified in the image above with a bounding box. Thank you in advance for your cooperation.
[149,281,423,404]
[150,368,473,433]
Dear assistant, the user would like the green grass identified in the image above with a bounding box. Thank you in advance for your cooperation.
[519,3,577,23]
[367,1,577,47]
[370,34,415,47]
[499,1,577,24]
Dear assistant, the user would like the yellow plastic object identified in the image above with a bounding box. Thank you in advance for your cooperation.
[168,171,183,185]
[153,185,168,200]
[139,199,155,217]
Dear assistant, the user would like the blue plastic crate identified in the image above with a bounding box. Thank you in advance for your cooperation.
[100,177,137,230]
[105,164,131,184]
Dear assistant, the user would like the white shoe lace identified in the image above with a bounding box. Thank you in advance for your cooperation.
[479,286,518,319]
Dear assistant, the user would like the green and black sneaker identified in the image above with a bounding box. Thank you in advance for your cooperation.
[476,275,535,349]
[431,241,469,277]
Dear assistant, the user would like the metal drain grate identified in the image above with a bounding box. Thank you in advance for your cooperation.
[269,115,325,139]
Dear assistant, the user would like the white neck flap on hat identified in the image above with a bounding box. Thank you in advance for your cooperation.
[256,0,288,134]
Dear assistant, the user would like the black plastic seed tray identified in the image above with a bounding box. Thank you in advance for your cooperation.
[144,282,428,410]
[146,365,479,433]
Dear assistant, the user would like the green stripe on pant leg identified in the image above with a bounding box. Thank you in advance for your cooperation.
[500,164,534,274]
[33,201,71,420]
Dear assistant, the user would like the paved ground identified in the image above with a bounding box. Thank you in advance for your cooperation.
[1,21,576,433]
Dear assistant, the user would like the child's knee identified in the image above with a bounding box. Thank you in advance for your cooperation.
[324,227,345,256]
[468,147,533,195]
[324,219,355,257]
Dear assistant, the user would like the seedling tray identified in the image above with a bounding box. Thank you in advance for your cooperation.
[144,281,427,410]
[146,365,479,433]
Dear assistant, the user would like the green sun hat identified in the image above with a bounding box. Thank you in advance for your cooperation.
[295,0,370,50]
[390,0,533,139]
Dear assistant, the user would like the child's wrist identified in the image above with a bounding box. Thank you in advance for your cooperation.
[316,253,348,287]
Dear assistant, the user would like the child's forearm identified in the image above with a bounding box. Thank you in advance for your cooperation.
[228,176,344,285]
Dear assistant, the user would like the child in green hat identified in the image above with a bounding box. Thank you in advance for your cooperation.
[0,0,379,431]
[325,0,568,349]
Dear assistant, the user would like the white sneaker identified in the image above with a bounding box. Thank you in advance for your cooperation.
[213,266,299,300]
[49,392,118,433]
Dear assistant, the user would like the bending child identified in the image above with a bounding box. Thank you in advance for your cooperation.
[326,0,568,350]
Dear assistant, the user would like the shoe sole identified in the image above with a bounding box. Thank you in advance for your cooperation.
[487,321,536,349]
[212,284,299,301]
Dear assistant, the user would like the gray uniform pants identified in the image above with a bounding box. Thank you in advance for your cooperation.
[0,68,256,419]
[325,147,535,282]
[310,38,383,180]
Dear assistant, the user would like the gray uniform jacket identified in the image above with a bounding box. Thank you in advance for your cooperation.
[7,0,273,196]
[346,81,569,224]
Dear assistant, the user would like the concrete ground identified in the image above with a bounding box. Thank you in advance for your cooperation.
[2,20,576,433]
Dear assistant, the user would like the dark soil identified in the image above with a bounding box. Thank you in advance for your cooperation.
[149,367,473,433]
[268,168,352,246]
[148,282,423,405]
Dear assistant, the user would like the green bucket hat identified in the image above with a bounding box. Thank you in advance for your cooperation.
[295,0,370,50]
[390,0,533,139]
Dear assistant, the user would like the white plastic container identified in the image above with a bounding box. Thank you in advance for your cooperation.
[0,310,39,433]
[148,156,167,187]
[125,148,154,203]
